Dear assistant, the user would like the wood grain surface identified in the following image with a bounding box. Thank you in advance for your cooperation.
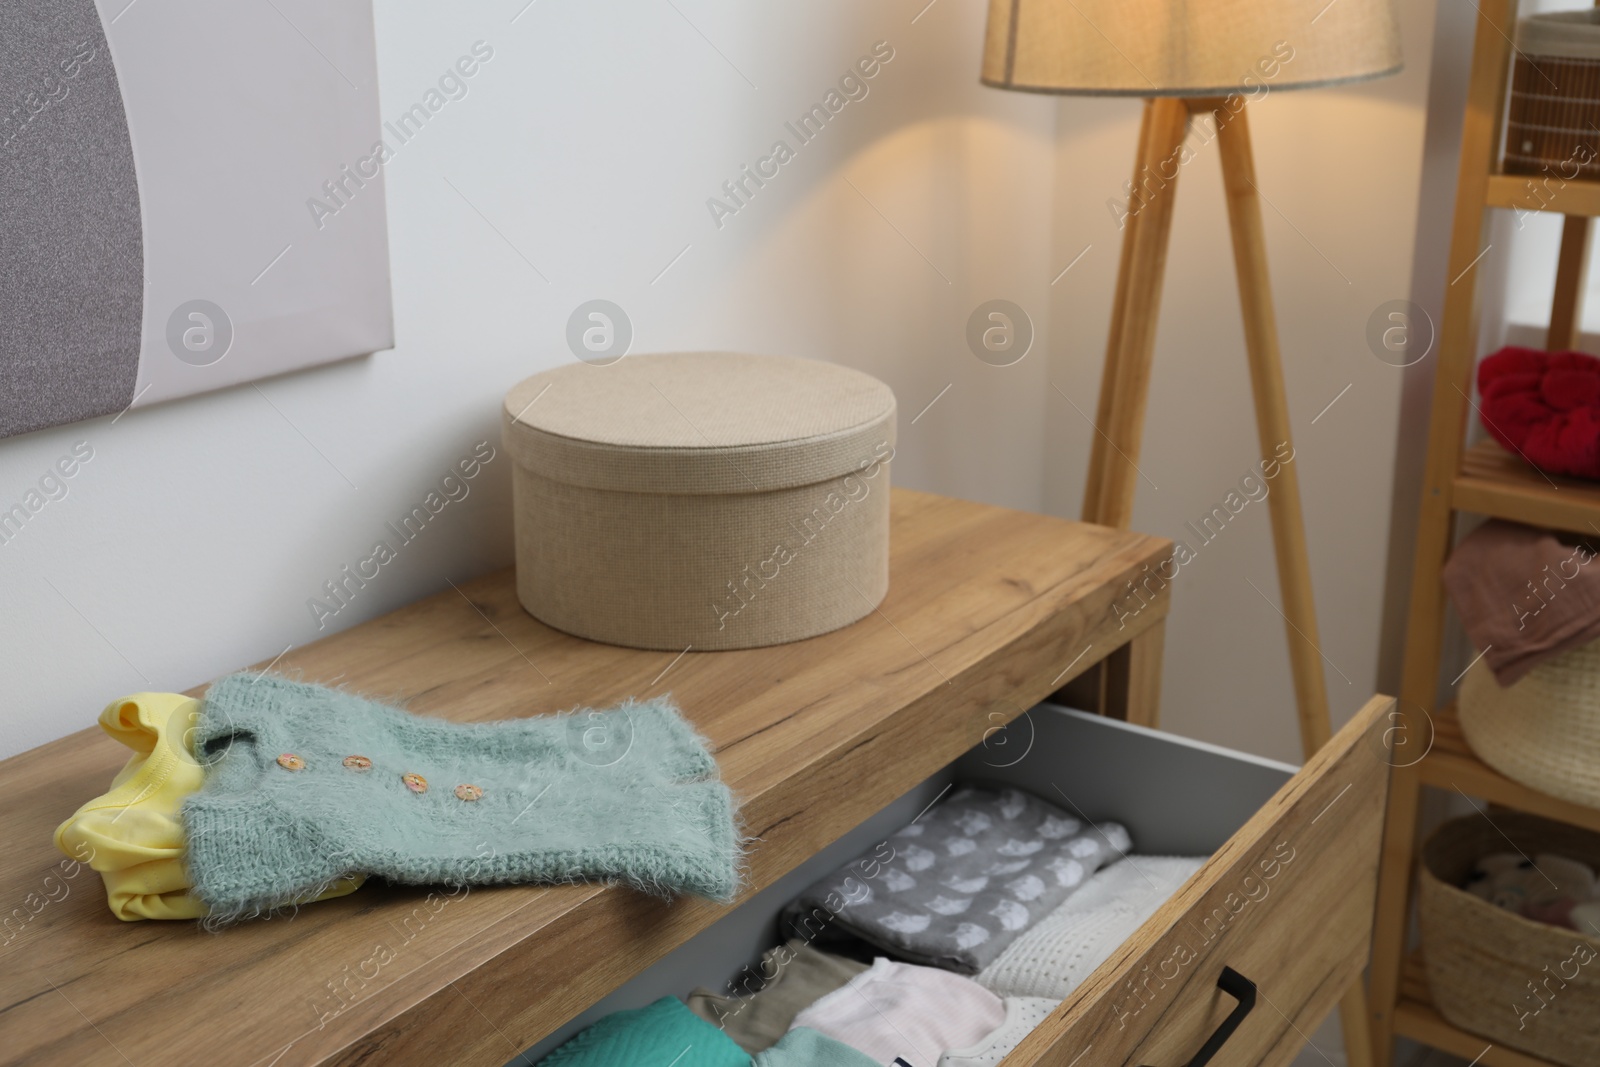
[1006,694,1393,1067]
[1454,438,1600,536]
[0,489,1170,1067]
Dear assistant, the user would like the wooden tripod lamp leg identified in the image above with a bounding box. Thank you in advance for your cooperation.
[1078,96,1188,724]
[1082,100,1156,524]
[1084,96,1370,1065]
[1082,96,1190,528]
[1210,98,1372,1067]
[1211,100,1333,755]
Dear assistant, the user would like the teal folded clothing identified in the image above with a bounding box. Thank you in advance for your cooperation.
[538,997,748,1067]
[756,1027,880,1066]
[184,673,740,920]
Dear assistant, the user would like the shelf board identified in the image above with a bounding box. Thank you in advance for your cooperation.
[1486,173,1600,219]
[1394,954,1559,1067]
[1453,439,1600,537]
[1417,703,1600,836]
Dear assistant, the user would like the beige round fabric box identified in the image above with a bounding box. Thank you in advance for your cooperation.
[502,352,896,651]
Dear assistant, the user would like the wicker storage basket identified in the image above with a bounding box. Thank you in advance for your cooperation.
[502,352,896,651]
[1504,10,1600,179]
[1459,643,1600,811]
[1418,812,1600,1066]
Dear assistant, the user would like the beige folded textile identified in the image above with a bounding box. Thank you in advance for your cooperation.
[686,939,869,1053]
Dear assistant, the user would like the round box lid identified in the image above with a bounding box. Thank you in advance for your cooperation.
[502,352,897,494]
[1519,10,1600,60]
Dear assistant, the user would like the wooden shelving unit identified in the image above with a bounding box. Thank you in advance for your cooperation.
[1367,1,1600,1064]
[1453,440,1600,533]
[1485,173,1600,217]
[1416,703,1600,837]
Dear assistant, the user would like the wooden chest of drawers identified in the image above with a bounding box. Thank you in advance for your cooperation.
[0,490,1389,1066]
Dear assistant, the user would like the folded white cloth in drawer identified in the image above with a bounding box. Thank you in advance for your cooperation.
[935,995,1059,1067]
[790,957,1005,1067]
[975,855,1206,1000]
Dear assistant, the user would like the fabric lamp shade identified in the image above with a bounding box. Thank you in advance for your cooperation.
[982,0,1402,97]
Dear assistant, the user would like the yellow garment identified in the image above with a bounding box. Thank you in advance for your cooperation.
[53,693,363,921]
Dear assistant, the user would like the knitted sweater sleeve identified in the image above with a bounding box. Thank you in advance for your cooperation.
[183,674,740,921]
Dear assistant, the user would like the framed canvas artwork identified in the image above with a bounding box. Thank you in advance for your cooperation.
[0,0,394,439]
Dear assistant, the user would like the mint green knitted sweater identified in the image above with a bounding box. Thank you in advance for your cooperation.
[183,674,739,921]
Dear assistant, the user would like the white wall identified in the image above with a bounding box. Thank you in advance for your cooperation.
[1,0,1059,758]
[1,0,1438,766]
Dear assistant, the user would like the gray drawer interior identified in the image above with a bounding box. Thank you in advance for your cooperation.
[954,704,1297,856]
[510,705,1297,1064]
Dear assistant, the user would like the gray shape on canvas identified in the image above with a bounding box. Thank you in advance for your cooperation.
[0,0,142,439]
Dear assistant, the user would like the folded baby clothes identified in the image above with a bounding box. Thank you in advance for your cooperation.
[755,1027,881,1067]
[53,692,363,920]
[686,938,869,1052]
[976,855,1206,1000]
[183,673,740,920]
[536,996,748,1067]
[790,958,1006,1067]
[936,996,1059,1067]
[1441,519,1600,685]
[784,785,1130,974]
[1465,850,1599,929]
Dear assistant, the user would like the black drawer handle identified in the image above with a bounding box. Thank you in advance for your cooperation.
[1140,966,1257,1067]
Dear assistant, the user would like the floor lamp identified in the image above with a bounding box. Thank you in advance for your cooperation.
[979,2,1402,1065]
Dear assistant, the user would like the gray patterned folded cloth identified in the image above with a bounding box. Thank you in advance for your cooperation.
[783,785,1130,974]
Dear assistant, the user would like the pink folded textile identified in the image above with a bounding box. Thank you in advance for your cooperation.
[1441,519,1600,685]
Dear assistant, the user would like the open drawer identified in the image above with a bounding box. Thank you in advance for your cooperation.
[518,695,1393,1067]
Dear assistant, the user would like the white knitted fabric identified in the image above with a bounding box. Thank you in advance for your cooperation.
[936,996,1060,1067]
[791,958,1005,1066]
[975,856,1206,1000]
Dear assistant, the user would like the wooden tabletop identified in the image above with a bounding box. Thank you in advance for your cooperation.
[0,489,1170,1067]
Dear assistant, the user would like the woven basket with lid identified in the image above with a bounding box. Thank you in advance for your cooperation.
[1459,644,1600,811]
[1504,10,1600,180]
[502,352,896,651]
